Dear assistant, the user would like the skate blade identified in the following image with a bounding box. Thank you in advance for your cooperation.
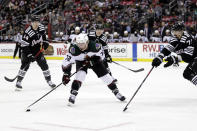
[15,88,22,91]
[67,102,74,107]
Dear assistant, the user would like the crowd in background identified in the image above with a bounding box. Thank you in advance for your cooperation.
[0,0,197,43]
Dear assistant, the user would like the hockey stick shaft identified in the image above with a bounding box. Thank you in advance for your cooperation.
[112,61,144,72]
[26,65,84,110]
[123,66,154,112]
[4,48,44,82]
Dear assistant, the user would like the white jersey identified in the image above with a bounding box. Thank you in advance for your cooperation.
[150,36,162,42]
[69,34,78,43]
[138,35,149,42]
[122,36,132,42]
[62,43,104,68]
[163,35,172,43]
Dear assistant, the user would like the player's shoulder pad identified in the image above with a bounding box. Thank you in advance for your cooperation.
[88,31,96,40]
[25,26,35,38]
[169,37,178,43]
[38,24,45,34]
[69,44,81,56]
[88,40,101,52]
[100,34,107,42]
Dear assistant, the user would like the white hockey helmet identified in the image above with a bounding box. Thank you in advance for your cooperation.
[105,31,109,35]
[60,32,64,35]
[140,30,144,34]
[124,30,128,35]
[75,33,89,51]
[75,26,80,34]
[154,30,159,35]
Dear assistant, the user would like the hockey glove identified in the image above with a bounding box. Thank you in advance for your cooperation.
[83,56,94,68]
[164,55,179,68]
[43,41,49,50]
[83,55,101,68]
[62,73,70,85]
[152,54,164,67]
[27,54,35,62]
[105,54,112,63]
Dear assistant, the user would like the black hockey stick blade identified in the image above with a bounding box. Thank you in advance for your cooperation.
[112,61,144,73]
[123,107,128,112]
[4,76,17,82]
[129,68,144,72]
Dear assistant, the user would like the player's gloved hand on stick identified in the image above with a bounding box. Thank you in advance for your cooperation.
[83,55,97,68]
[164,55,179,68]
[27,54,35,62]
[152,54,164,67]
[62,73,70,85]
[105,54,112,63]
[43,42,49,50]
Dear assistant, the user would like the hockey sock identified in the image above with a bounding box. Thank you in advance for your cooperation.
[191,75,197,85]
[43,70,51,82]
[108,82,117,91]
[71,80,82,92]
[17,69,26,82]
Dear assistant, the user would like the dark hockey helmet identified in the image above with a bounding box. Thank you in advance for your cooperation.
[171,22,184,31]
[31,15,40,22]
[95,24,104,30]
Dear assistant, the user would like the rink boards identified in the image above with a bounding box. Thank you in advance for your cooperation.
[0,42,168,62]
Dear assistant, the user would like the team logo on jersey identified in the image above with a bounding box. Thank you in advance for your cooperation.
[70,47,75,54]
[95,43,101,50]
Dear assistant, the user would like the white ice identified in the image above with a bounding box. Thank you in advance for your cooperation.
[0,59,197,131]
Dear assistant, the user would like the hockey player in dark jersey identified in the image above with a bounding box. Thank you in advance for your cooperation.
[88,24,117,82]
[62,33,126,105]
[152,22,197,86]
[15,15,56,91]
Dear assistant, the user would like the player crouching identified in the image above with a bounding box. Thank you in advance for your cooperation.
[62,34,126,105]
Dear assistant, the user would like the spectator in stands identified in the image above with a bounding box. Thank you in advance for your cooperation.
[110,32,121,43]
[160,21,169,41]
[138,30,149,43]
[143,23,152,40]
[150,30,162,42]
[121,30,132,43]
[163,29,172,43]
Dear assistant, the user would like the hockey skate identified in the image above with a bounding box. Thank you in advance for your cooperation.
[113,89,126,101]
[15,81,22,91]
[47,81,56,88]
[68,90,78,106]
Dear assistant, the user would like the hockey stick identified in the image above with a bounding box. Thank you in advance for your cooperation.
[25,66,84,112]
[123,66,154,112]
[112,61,144,72]
[4,48,44,82]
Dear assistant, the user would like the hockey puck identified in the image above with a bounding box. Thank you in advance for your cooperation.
[26,109,31,112]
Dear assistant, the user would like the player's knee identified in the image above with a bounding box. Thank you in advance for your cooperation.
[71,80,82,91]
[38,58,48,70]
[100,74,114,85]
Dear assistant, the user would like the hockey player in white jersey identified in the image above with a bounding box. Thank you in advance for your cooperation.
[138,30,149,42]
[122,31,132,43]
[150,30,162,42]
[62,34,126,105]
[163,29,172,42]
[67,26,81,44]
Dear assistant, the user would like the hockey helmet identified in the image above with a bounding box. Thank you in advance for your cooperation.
[95,24,104,30]
[75,33,89,51]
[171,22,184,31]
[31,15,40,22]
[171,22,184,38]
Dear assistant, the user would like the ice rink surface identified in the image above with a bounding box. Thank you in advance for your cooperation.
[0,59,197,131]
